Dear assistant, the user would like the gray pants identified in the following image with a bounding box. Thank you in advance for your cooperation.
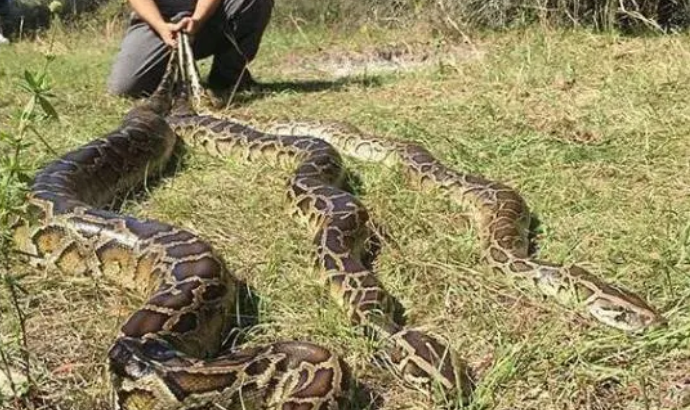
[107,0,273,97]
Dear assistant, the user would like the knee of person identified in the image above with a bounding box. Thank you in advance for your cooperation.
[107,74,135,97]
[107,72,147,98]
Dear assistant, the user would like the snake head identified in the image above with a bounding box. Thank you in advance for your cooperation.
[565,265,666,332]
[583,279,666,332]
[109,337,184,410]
[588,296,666,332]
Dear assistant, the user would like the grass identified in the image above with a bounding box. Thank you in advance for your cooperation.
[1,18,690,410]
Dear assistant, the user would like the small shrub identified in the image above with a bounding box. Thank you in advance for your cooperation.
[0,27,59,409]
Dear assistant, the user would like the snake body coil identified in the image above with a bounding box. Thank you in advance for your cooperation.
[13,55,348,410]
[167,112,474,403]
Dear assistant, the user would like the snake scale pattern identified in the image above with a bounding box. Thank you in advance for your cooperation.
[251,120,664,332]
[11,40,664,409]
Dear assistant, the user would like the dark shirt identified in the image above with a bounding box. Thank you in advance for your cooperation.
[155,0,197,17]
[0,0,11,18]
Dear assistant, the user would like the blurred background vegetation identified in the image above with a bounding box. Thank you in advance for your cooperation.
[1,0,689,37]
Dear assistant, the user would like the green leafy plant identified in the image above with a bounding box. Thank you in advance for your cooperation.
[0,48,59,408]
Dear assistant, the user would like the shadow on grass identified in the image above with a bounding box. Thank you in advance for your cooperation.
[223,75,385,107]
[527,212,543,256]
[346,381,386,410]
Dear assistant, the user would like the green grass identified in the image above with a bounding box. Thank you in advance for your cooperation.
[1,21,690,410]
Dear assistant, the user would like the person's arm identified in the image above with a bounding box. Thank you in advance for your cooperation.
[128,0,185,47]
[179,0,222,35]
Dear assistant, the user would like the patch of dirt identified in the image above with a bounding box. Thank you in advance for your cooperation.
[282,40,482,78]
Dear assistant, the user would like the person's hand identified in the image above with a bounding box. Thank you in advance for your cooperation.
[153,21,183,47]
[176,16,203,36]
[153,18,198,48]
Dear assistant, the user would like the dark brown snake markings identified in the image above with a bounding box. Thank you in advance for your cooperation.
[12,47,664,409]
[14,56,348,410]
[13,53,472,409]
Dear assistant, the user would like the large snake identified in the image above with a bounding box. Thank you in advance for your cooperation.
[246,119,666,332]
[13,53,350,410]
[12,47,474,408]
[167,38,475,404]
[179,45,664,333]
[11,34,665,409]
